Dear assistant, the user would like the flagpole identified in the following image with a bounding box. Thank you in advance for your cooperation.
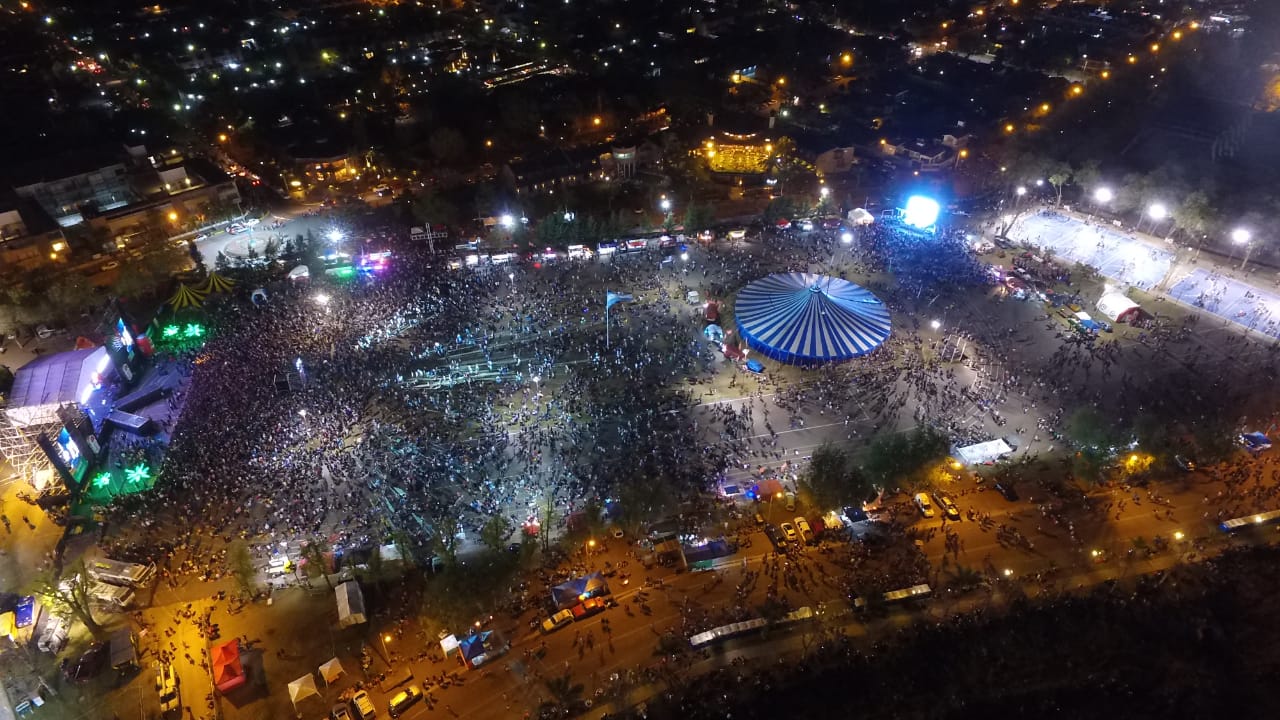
[606,301,611,349]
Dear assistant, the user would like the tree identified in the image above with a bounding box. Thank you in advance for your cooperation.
[110,267,154,300]
[428,127,466,165]
[539,495,558,553]
[432,519,461,567]
[412,190,460,228]
[1172,190,1213,247]
[861,427,949,489]
[1064,407,1115,450]
[1046,162,1072,207]
[682,202,714,233]
[262,237,281,261]
[763,197,799,224]
[536,214,572,246]
[45,276,96,323]
[300,540,333,590]
[479,514,513,555]
[215,251,231,272]
[541,674,585,713]
[800,443,867,508]
[31,560,103,638]
[228,541,256,596]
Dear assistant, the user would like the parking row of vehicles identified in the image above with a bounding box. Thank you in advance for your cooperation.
[912,492,960,521]
[765,515,819,552]
[540,596,609,634]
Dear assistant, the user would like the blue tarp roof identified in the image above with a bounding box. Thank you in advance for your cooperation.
[459,631,492,662]
[735,273,891,364]
[1241,432,1271,450]
[550,572,609,609]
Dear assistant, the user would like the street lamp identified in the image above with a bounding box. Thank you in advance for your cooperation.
[1015,186,1027,197]
[660,198,672,212]
[326,228,344,243]
[1139,202,1167,233]
[1233,228,1256,270]
[820,186,830,199]
[1093,187,1113,204]
[930,319,941,330]
[769,491,783,522]
[380,634,393,665]
[840,231,853,244]
[499,214,515,229]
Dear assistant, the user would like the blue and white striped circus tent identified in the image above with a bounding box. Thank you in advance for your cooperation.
[735,273,891,364]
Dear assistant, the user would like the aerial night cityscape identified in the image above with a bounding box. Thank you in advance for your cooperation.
[3,0,1280,718]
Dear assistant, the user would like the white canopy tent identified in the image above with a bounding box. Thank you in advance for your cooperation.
[1096,291,1141,323]
[954,439,1014,465]
[287,673,320,711]
[318,658,344,686]
[848,208,875,226]
[335,580,367,628]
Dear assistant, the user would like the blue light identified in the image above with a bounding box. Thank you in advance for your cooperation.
[903,195,940,230]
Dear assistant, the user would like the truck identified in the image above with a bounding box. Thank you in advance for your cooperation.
[87,557,156,588]
[87,581,134,610]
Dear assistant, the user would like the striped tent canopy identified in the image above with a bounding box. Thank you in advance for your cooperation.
[167,283,206,310]
[200,272,236,294]
[735,273,891,364]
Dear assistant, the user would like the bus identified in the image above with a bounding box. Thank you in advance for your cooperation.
[1219,508,1280,532]
[87,557,156,588]
[854,584,931,609]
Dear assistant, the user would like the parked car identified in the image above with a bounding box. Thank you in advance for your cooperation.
[994,481,1020,502]
[350,691,376,720]
[571,597,608,621]
[784,491,796,512]
[913,492,936,519]
[540,609,574,634]
[793,517,812,543]
[764,524,788,553]
[388,686,423,718]
[62,643,108,682]
[934,493,961,521]
[100,261,120,272]
[780,522,799,542]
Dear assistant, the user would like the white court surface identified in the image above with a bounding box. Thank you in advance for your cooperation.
[1007,210,1174,290]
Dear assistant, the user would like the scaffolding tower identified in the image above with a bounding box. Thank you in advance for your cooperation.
[0,414,57,486]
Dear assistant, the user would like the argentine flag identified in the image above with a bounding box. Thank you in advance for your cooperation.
[606,291,634,309]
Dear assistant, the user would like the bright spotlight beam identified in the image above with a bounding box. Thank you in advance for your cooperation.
[902,195,940,230]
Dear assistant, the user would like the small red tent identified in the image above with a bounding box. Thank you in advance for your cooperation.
[211,640,246,693]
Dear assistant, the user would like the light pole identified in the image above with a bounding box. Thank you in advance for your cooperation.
[380,634,393,665]
[1138,202,1166,233]
[769,491,783,523]
[1093,186,1113,215]
[1233,228,1255,270]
